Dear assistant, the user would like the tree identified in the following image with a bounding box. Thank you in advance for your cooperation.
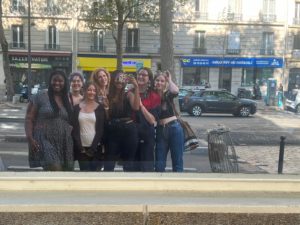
[85,0,158,70]
[159,0,175,80]
[0,0,14,101]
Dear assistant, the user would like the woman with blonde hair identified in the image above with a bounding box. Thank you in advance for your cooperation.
[90,68,110,109]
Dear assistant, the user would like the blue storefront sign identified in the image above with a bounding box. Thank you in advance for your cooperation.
[180,57,283,68]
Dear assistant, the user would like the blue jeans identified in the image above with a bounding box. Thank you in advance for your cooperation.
[155,120,184,172]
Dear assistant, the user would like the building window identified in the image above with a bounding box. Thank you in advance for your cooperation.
[195,0,200,11]
[182,67,209,86]
[45,26,59,50]
[262,0,276,22]
[219,68,232,91]
[11,25,24,48]
[242,68,273,87]
[11,0,25,12]
[45,0,60,14]
[128,0,139,18]
[294,33,300,50]
[91,30,104,52]
[227,31,240,54]
[261,32,274,55]
[126,28,139,53]
[227,0,242,21]
[294,2,300,24]
[194,0,208,19]
[193,31,206,54]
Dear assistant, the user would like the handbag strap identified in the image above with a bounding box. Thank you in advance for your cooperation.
[170,100,180,118]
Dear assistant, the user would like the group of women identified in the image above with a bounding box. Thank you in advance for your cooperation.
[25,67,184,172]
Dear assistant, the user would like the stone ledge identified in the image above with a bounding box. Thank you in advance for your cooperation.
[0,172,300,193]
[0,204,300,214]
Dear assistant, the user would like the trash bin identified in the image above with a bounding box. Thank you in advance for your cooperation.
[207,126,239,173]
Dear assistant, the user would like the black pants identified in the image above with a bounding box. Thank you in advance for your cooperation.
[134,124,155,172]
[77,148,99,171]
[104,121,139,171]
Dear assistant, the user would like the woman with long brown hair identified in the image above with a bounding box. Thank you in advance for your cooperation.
[104,70,140,171]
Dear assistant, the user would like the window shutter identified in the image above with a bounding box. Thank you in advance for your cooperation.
[134,29,139,47]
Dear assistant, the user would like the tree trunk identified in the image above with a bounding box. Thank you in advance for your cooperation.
[115,0,123,71]
[159,0,175,81]
[0,0,14,101]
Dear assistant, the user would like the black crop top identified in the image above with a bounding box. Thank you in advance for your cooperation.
[159,91,178,119]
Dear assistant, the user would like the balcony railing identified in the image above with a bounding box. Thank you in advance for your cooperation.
[90,45,105,52]
[194,11,208,20]
[125,46,140,53]
[261,14,276,23]
[226,49,241,55]
[227,13,242,21]
[9,42,26,49]
[294,18,300,25]
[193,48,206,54]
[10,5,26,13]
[260,48,274,55]
[292,49,300,58]
[44,44,60,50]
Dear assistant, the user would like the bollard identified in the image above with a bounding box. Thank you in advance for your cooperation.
[278,136,286,174]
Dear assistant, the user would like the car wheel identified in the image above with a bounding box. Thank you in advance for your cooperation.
[296,104,300,114]
[239,106,250,117]
[19,96,24,103]
[191,105,202,116]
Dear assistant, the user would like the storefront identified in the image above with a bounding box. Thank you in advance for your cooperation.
[9,52,72,92]
[77,54,151,79]
[180,56,283,94]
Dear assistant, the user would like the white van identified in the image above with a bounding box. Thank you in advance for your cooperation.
[285,89,300,113]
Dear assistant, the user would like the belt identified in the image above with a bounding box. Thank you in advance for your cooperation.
[109,117,133,124]
[161,119,178,127]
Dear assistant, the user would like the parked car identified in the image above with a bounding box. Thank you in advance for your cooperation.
[285,89,300,113]
[178,88,204,111]
[182,89,257,117]
[178,88,194,111]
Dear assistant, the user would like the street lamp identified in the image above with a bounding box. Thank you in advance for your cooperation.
[27,0,32,96]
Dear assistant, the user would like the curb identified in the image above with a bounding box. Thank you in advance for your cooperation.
[3,135,27,142]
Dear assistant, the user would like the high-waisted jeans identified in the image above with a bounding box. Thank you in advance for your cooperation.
[155,120,184,172]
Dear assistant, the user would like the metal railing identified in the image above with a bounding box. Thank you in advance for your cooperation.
[44,44,60,50]
[125,46,140,53]
[193,48,206,54]
[90,45,105,52]
[9,42,26,49]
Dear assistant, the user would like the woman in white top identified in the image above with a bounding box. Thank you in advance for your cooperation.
[71,82,106,171]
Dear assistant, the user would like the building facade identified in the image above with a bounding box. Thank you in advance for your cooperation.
[1,0,300,96]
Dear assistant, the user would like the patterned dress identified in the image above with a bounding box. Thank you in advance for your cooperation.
[28,91,74,170]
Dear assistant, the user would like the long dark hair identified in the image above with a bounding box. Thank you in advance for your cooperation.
[138,67,154,91]
[108,70,126,114]
[48,70,72,119]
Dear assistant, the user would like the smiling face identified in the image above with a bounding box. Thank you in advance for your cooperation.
[137,69,150,86]
[85,84,97,101]
[51,74,65,93]
[70,75,83,92]
[97,70,108,87]
[154,74,167,91]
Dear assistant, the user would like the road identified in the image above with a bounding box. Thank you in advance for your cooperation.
[184,110,300,145]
